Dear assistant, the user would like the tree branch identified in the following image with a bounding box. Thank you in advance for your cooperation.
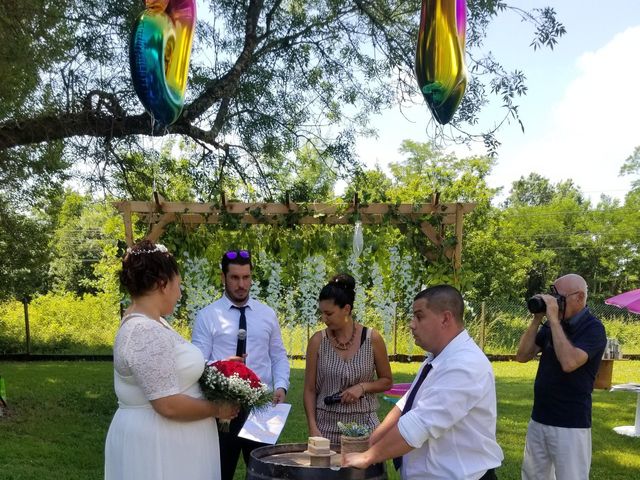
[181,0,265,123]
[0,111,150,149]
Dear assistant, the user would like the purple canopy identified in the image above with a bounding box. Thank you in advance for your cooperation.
[605,288,640,314]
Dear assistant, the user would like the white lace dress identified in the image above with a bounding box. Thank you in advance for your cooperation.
[105,314,219,480]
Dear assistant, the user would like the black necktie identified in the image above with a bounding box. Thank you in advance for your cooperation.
[231,305,247,357]
[393,363,433,470]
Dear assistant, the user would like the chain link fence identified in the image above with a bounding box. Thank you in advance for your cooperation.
[463,300,640,356]
[278,301,640,358]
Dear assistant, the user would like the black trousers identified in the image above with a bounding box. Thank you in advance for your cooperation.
[218,413,266,480]
[479,468,498,480]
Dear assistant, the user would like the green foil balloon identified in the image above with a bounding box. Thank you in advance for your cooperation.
[415,0,467,125]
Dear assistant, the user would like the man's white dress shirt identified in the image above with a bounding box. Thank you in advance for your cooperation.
[396,330,503,480]
[192,295,290,392]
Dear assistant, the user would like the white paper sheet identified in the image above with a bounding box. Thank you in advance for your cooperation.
[238,403,291,444]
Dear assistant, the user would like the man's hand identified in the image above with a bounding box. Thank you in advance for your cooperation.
[538,294,560,323]
[516,309,544,362]
[273,388,286,404]
[342,451,372,469]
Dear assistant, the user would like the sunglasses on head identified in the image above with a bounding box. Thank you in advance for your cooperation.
[224,250,251,260]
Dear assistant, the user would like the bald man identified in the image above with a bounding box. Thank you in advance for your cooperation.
[516,274,606,480]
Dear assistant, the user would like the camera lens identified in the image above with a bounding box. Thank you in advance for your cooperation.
[527,297,546,314]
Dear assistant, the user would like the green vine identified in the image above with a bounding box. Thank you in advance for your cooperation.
[334,202,350,216]
[219,210,242,229]
[249,207,267,222]
[382,202,401,225]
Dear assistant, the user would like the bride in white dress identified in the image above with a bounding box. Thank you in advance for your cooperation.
[105,241,239,480]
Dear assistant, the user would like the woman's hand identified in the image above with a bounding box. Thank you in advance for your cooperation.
[340,383,365,404]
[215,401,240,420]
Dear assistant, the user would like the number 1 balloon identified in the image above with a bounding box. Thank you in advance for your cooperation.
[130,0,197,126]
[415,0,467,125]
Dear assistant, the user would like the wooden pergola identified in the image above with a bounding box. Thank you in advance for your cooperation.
[114,195,475,271]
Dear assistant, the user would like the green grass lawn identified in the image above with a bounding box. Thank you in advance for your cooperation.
[0,360,639,479]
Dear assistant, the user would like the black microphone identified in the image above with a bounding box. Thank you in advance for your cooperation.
[236,328,247,359]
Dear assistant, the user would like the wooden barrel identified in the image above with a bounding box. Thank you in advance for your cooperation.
[247,443,387,480]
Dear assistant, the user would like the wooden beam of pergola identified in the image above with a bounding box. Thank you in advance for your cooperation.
[113,199,475,270]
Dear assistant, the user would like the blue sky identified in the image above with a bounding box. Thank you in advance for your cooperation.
[355,0,640,203]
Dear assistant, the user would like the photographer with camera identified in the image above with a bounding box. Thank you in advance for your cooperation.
[303,274,393,443]
[516,274,606,480]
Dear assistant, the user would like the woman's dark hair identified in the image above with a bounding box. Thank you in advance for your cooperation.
[119,240,179,297]
[318,273,356,310]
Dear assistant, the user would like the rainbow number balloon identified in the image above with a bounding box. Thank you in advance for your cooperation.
[415,0,467,125]
[130,0,196,126]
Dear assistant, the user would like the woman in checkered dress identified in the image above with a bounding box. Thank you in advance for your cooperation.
[303,274,393,444]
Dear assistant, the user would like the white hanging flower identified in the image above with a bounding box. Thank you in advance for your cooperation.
[261,253,283,312]
[181,252,217,325]
[370,262,397,341]
[298,255,326,325]
[348,250,366,322]
[390,246,421,320]
[250,279,262,300]
[282,290,302,355]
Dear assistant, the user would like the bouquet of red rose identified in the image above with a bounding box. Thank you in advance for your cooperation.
[199,360,273,431]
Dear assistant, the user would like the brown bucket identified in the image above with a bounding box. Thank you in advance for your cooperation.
[341,435,370,455]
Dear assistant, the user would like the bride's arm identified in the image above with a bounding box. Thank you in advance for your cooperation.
[122,321,238,421]
[151,395,238,421]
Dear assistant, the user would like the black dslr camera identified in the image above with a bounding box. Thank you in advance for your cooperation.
[527,285,566,314]
[323,392,342,405]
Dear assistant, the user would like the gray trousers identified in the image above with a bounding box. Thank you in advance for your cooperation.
[521,419,591,480]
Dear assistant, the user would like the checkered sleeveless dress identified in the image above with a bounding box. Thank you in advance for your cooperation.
[315,326,380,444]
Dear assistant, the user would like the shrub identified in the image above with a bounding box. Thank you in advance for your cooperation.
[0,292,119,354]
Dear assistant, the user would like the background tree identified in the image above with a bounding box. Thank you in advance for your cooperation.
[505,172,555,207]
[272,143,339,202]
[0,0,565,201]
[0,197,52,300]
[49,192,105,295]
[620,145,640,191]
[343,167,393,203]
[44,190,125,296]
